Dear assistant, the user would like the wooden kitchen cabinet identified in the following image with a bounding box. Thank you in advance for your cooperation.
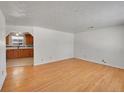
[6,35,9,45]
[6,49,19,59]
[21,49,33,57]
[6,49,14,59]
[25,34,33,45]
[28,49,33,57]
[7,49,33,59]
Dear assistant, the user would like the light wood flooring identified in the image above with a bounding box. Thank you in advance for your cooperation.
[1,58,124,92]
[7,57,33,67]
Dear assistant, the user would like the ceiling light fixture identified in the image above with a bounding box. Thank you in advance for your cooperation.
[16,33,19,36]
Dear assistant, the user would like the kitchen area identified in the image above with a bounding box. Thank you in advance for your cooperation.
[6,32,34,67]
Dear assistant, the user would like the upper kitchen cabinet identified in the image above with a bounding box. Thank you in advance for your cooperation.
[25,34,33,45]
[6,35,9,45]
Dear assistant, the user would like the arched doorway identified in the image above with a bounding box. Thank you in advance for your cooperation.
[6,32,34,67]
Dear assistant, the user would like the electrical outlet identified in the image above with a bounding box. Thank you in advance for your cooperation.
[102,59,107,63]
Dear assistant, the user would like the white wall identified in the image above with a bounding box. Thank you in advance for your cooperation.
[0,9,6,90]
[5,24,124,69]
[74,25,124,68]
[6,25,74,65]
[33,27,74,65]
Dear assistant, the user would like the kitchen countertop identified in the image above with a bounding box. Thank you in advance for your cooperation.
[6,47,33,50]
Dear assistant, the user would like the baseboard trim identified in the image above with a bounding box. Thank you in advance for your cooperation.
[75,57,124,70]
[34,58,75,66]
[33,57,124,69]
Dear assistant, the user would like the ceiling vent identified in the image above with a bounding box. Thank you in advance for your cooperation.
[88,26,96,30]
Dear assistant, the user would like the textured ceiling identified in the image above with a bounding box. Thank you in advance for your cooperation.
[0,1,124,33]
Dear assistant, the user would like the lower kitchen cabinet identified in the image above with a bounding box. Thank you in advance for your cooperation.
[7,49,33,59]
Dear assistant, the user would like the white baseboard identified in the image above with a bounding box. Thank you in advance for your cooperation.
[34,57,74,66]
[75,57,124,69]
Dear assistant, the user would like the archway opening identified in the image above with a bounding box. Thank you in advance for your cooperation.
[6,32,34,67]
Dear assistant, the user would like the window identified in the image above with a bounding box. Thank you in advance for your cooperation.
[12,36,24,46]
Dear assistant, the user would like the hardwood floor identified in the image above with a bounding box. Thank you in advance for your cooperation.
[1,58,124,92]
[7,57,33,67]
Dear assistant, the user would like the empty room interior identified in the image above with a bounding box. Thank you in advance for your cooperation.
[0,1,124,92]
